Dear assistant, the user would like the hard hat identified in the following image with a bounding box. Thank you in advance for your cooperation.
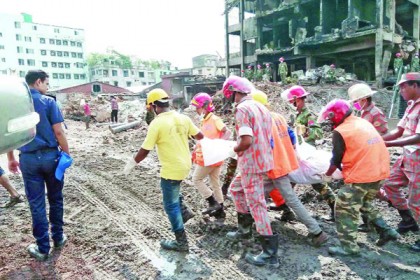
[279,57,284,62]
[247,65,252,69]
[190,92,214,112]
[147,88,169,105]
[396,52,401,57]
[330,64,335,68]
[265,63,270,67]
[250,90,268,106]
[318,99,352,125]
[282,85,310,101]
[348,83,376,102]
[397,72,420,86]
[257,64,262,69]
[222,76,254,98]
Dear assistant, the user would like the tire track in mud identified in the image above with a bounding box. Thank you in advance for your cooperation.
[68,162,249,279]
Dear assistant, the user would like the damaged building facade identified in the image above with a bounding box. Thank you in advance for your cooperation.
[224,0,420,86]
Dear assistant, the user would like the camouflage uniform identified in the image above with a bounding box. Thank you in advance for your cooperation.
[264,65,272,81]
[394,57,403,74]
[278,62,288,83]
[325,68,336,82]
[245,68,254,81]
[255,68,264,82]
[411,56,420,72]
[296,107,336,207]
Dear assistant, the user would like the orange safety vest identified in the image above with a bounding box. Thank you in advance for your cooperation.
[194,113,224,167]
[335,115,390,184]
[267,112,299,179]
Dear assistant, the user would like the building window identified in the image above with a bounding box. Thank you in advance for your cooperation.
[77,53,83,58]
[58,62,63,68]
[19,71,25,77]
[0,45,4,50]
[57,51,63,57]
[112,70,118,76]
[27,59,35,66]
[126,81,132,87]
[71,52,76,58]
[26,48,34,54]
[51,50,56,56]
[52,73,58,79]
[77,42,82,47]
[142,82,146,85]
[56,40,62,45]
[65,63,70,68]
[42,61,48,67]
[18,59,25,65]
[54,28,60,33]
[40,38,45,44]
[74,31,78,35]
[59,73,64,79]
[139,72,144,78]
[148,72,154,77]
[14,22,21,28]
[80,74,86,80]
[92,84,101,93]
[0,32,2,37]
[1,58,5,62]
[65,74,71,79]
[74,74,80,79]
[63,40,68,46]
[103,70,109,77]
[51,62,57,68]
[63,51,69,57]
[123,70,129,77]
[70,41,75,46]
[91,70,95,76]
[40,49,47,55]
[16,34,21,41]
[24,36,32,42]
[49,39,55,44]
[113,81,118,86]
[32,25,37,30]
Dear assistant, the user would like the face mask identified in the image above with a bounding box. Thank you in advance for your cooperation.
[353,102,362,111]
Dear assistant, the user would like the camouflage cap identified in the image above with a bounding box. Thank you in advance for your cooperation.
[397,72,420,86]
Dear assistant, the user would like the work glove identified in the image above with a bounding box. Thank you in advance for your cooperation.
[321,173,333,183]
[296,124,307,136]
[123,157,138,175]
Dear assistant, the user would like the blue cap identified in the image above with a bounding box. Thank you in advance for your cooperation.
[55,152,73,181]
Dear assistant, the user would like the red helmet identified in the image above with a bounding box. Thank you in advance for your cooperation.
[265,63,270,67]
[330,64,335,68]
[318,99,352,125]
[279,57,284,62]
[190,92,214,112]
[257,64,262,69]
[396,52,401,58]
[247,65,252,69]
[282,85,310,101]
[222,76,254,98]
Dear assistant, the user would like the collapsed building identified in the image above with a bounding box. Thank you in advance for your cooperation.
[224,0,420,86]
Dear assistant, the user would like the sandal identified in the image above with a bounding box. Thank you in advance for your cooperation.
[4,195,25,208]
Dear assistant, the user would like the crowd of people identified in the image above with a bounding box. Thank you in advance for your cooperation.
[2,68,419,268]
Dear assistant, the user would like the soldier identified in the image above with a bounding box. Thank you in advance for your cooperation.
[282,86,336,221]
[245,65,254,81]
[264,63,272,82]
[255,64,264,82]
[382,73,420,252]
[325,64,336,82]
[319,99,400,256]
[394,52,403,74]
[411,54,420,72]
[278,57,288,83]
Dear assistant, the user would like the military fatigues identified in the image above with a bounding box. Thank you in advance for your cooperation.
[264,66,272,82]
[296,107,336,206]
[245,68,254,81]
[255,68,264,82]
[325,68,336,82]
[411,56,420,72]
[278,62,288,83]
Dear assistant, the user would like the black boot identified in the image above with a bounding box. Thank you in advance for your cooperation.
[221,183,230,197]
[279,204,296,222]
[372,217,400,246]
[245,234,279,267]
[397,209,419,234]
[209,203,226,219]
[358,212,372,232]
[226,212,253,240]
[160,230,189,252]
[180,198,195,224]
[202,195,222,215]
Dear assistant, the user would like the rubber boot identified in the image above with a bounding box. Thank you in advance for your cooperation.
[209,203,226,219]
[226,212,253,240]
[160,230,189,252]
[221,183,230,197]
[358,212,372,232]
[245,234,279,267]
[180,197,195,224]
[397,209,419,234]
[322,201,335,222]
[278,204,296,222]
[372,217,401,246]
[202,195,222,215]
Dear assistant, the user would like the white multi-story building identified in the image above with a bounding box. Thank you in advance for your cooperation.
[191,54,225,77]
[0,13,88,89]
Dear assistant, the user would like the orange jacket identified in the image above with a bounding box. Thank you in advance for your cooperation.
[335,115,390,184]
[267,112,299,179]
[194,113,224,167]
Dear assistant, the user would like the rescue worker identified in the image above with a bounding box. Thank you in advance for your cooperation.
[251,90,329,246]
[222,76,277,267]
[255,64,264,82]
[325,64,336,82]
[348,83,389,232]
[190,93,230,220]
[283,85,336,221]
[278,57,288,83]
[123,88,203,252]
[245,65,254,81]
[382,72,420,252]
[319,99,400,256]
[394,52,403,74]
[264,63,272,82]
[411,54,419,72]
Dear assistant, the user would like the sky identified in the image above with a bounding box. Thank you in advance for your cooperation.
[0,0,227,69]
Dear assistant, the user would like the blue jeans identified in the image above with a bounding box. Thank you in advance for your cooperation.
[160,178,184,233]
[20,150,64,254]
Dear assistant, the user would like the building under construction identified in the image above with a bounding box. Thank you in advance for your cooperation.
[224,0,419,86]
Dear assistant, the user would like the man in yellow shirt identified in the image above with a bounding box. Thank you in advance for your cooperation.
[124,89,203,252]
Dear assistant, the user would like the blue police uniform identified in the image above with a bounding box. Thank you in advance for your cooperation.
[19,88,65,254]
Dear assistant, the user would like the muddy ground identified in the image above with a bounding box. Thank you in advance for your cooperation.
[1,90,420,279]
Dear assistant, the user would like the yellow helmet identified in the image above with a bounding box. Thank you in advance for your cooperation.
[147,88,169,105]
[250,90,268,106]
